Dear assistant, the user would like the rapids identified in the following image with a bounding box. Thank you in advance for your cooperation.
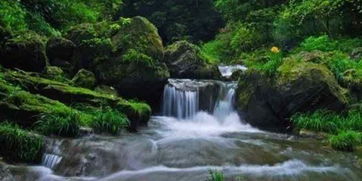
[7,66,362,181]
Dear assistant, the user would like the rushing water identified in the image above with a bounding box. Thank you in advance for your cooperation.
[6,66,362,181]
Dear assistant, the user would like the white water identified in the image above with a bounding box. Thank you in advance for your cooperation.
[160,79,257,137]
[218,65,247,78]
[100,159,346,181]
[42,154,62,169]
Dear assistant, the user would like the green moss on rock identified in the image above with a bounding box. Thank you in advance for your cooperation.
[71,69,96,89]
[0,32,47,72]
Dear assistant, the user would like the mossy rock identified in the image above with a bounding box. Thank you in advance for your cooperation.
[112,16,164,61]
[0,32,47,72]
[43,66,67,82]
[0,123,44,163]
[164,40,221,79]
[2,70,151,130]
[46,37,75,70]
[71,69,96,89]
[236,60,348,132]
[65,24,98,46]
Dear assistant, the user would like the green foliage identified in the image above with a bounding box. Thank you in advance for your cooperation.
[90,107,129,135]
[121,0,223,43]
[0,122,44,163]
[0,0,27,32]
[292,109,362,151]
[299,35,362,53]
[122,49,155,67]
[329,131,362,151]
[207,170,224,181]
[35,112,81,137]
[243,49,284,77]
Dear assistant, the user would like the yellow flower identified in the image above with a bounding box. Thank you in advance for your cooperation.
[270,46,280,53]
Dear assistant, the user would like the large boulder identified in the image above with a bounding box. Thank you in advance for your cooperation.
[236,60,348,132]
[112,16,164,60]
[63,17,169,107]
[164,41,221,79]
[94,49,169,108]
[46,37,75,70]
[0,32,47,72]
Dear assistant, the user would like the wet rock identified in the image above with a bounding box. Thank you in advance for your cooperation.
[0,162,15,181]
[236,61,348,132]
[164,41,221,79]
[71,69,96,89]
[0,32,47,72]
[46,37,75,70]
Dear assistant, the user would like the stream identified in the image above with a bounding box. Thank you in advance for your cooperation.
[7,66,362,181]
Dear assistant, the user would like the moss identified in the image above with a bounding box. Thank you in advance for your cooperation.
[2,69,151,129]
[71,69,96,89]
[112,16,164,60]
[0,122,44,163]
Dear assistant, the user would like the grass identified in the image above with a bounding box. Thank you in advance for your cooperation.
[90,107,129,135]
[329,131,362,152]
[0,122,44,163]
[35,111,81,137]
[207,170,224,181]
[292,109,362,151]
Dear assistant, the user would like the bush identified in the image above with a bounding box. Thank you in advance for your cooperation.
[0,122,44,163]
[91,107,129,135]
[35,112,81,137]
[329,131,362,152]
[299,36,362,53]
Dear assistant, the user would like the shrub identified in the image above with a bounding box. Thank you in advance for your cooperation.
[91,107,129,135]
[329,131,362,152]
[0,122,44,163]
[35,112,81,137]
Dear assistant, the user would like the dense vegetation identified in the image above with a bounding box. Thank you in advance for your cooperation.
[0,0,361,168]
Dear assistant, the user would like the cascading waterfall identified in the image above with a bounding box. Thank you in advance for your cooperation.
[161,83,199,119]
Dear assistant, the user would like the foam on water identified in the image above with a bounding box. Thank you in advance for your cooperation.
[99,159,345,181]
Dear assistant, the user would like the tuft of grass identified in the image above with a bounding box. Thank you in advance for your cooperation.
[207,170,224,181]
[35,112,81,137]
[90,107,129,135]
[292,108,362,152]
[0,122,44,163]
[329,131,362,152]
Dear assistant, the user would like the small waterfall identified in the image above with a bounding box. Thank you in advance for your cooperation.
[161,79,238,120]
[161,84,199,119]
[42,153,62,169]
[218,65,247,78]
[213,83,237,120]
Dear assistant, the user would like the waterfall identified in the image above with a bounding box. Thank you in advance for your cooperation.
[161,83,199,119]
[213,83,237,120]
[42,153,62,169]
[161,79,238,120]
